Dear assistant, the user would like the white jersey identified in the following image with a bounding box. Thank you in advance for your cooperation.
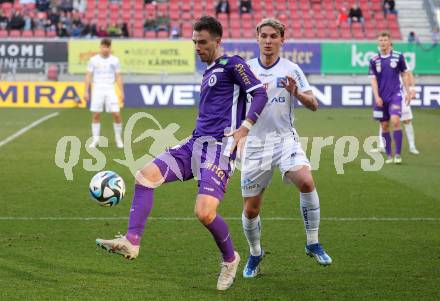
[246,57,311,142]
[87,54,120,87]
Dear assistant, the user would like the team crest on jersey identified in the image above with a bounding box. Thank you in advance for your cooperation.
[208,74,217,87]
[390,60,398,68]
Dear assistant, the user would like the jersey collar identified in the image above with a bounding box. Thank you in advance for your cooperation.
[206,55,227,70]
[258,56,280,70]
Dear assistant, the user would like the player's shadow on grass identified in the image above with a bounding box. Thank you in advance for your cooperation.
[3,252,119,279]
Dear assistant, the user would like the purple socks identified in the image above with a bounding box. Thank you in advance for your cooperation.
[126,184,154,246]
[393,129,402,155]
[382,131,392,157]
[205,215,236,262]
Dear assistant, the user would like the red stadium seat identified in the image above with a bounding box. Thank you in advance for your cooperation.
[46,30,57,38]
[9,30,21,37]
[22,30,33,38]
[0,30,7,37]
[34,29,45,38]
[145,31,156,38]
[133,29,144,38]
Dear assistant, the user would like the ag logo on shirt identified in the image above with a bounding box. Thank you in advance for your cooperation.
[208,74,217,87]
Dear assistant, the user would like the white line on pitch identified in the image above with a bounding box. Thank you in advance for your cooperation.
[0,217,439,221]
[0,112,59,148]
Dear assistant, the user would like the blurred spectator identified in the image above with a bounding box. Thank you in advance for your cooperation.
[407,31,418,44]
[96,25,108,37]
[59,0,74,12]
[0,0,14,3]
[33,12,48,30]
[383,0,397,16]
[120,22,129,37]
[215,0,230,16]
[73,0,86,13]
[432,26,440,43]
[20,0,36,4]
[336,5,348,27]
[348,4,364,26]
[70,22,82,37]
[59,10,72,36]
[144,18,156,31]
[36,0,50,12]
[23,10,33,30]
[155,12,169,32]
[239,0,252,14]
[8,10,25,30]
[107,22,122,37]
[144,0,156,4]
[47,7,60,32]
[170,24,180,39]
[0,10,9,30]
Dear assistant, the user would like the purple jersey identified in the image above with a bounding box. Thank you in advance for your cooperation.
[368,50,408,102]
[194,55,263,139]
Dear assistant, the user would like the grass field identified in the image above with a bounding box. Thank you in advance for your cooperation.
[0,107,439,300]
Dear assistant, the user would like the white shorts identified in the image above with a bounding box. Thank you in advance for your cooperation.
[401,100,413,121]
[240,134,311,197]
[90,86,119,113]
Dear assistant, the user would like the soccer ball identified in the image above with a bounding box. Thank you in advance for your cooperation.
[89,171,125,207]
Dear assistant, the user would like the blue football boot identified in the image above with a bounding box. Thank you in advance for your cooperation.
[305,243,332,266]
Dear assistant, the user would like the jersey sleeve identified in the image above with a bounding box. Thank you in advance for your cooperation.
[398,53,408,72]
[291,64,311,92]
[230,56,263,93]
[87,58,94,73]
[368,59,376,78]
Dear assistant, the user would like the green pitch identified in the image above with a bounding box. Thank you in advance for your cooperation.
[0,108,439,300]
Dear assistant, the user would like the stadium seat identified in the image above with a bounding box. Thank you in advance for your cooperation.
[22,30,33,38]
[34,29,45,38]
[9,30,21,37]
[0,30,7,38]
[145,31,156,38]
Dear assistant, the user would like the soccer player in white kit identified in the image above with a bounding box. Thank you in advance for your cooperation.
[84,38,124,148]
[240,19,332,278]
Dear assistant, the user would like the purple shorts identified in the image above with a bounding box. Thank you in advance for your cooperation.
[373,94,402,122]
[153,136,235,200]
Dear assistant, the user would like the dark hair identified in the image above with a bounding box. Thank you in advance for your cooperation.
[193,16,223,38]
[101,38,112,47]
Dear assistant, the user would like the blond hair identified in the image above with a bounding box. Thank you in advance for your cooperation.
[256,18,285,37]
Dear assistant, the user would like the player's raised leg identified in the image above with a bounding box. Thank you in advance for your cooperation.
[285,166,332,266]
[195,194,240,290]
[241,193,264,278]
[96,162,165,259]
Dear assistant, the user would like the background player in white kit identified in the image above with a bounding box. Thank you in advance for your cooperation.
[84,38,124,148]
[240,19,332,278]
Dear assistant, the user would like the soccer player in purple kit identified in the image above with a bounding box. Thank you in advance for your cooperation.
[95,16,268,291]
[369,31,415,164]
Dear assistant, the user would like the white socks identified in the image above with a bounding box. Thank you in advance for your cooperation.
[378,126,384,148]
[404,123,416,149]
[242,213,262,256]
[91,123,100,141]
[113,123,123,143]
[300,189,320,245]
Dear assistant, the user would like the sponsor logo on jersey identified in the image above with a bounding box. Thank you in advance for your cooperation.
[205,162,226,180]
[270,96,286,103]
[219,58,228,65]
[276,77,286,88]
[234,63,251,85]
